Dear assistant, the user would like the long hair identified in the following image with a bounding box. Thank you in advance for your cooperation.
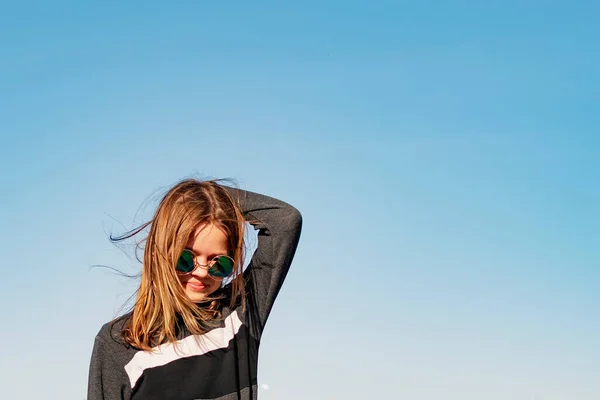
[112,179,246,350]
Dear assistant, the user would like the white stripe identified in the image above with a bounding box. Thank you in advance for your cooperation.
[124,311,243,389]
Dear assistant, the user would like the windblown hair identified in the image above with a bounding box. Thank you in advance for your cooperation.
[112,179,247,350]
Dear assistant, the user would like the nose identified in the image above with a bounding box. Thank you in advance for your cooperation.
[191,267,210,279]
[191,257,210,278]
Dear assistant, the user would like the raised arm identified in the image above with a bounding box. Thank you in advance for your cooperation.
[227,188,302,332]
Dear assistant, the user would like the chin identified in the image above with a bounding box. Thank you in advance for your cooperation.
[186,288,218,303]
[187,293,207,302]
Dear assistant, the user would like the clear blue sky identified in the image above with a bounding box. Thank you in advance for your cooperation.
[1,1,598,399]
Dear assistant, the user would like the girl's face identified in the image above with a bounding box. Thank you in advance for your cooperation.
[178,223,229,302]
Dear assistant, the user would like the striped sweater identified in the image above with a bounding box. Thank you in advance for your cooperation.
[87,188,302,400]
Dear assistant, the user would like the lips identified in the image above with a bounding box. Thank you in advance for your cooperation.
[186,281,207,291]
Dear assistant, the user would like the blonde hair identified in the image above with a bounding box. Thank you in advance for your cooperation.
[113,179,246,350]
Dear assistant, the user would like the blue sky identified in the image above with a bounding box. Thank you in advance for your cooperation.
[1,1,598,399]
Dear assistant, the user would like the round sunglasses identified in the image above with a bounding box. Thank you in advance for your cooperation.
[176,249,234,278]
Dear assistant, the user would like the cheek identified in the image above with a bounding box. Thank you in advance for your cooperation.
[207,279,222,292]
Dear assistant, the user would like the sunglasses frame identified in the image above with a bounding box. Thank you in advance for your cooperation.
[176,248,234,279]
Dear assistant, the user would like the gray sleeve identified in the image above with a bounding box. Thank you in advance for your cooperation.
[87,335,131,400]
[228,188,302,331]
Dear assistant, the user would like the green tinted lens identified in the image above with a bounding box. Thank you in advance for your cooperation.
[208,256,234,278]
[176,250,195,273]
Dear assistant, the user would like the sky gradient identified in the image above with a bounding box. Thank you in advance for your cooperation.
[1,1,599,399]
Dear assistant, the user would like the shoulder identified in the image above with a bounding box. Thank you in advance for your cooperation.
[95,312,133,350]
[90,314,138,386]
[92,312,140,369]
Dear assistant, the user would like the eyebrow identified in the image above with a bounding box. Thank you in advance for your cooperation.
[185,248,229,258]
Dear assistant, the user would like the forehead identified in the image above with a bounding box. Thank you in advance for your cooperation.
[186,223,229,253]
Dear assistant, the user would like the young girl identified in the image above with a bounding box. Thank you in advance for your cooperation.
[88,179,302,400]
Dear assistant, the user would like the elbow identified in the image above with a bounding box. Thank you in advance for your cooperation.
[285,204,303,234]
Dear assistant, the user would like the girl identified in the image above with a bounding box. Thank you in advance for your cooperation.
[88,179,302,400]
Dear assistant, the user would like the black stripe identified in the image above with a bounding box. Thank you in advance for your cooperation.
[131,324,259,400]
